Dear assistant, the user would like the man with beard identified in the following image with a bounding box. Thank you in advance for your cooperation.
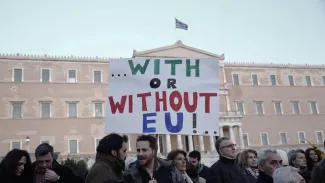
[86,133,128,183]
[207,137,251,183]
[32,143,78,183]
[188,150,210,180]
[123,135,185,183]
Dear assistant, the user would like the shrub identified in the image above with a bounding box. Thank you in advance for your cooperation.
[62,158,87,176]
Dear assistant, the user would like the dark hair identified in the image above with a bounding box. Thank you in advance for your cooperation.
[238,149,257,167]
[305,148,322,171]
[0,149,32,178]
[136,135,157,150]
[167,149,187,161]
[311,159,325,183]
[188,150,201,161]
[288,149,305,167]
[215,136,230,154]
[97,133,128,155]
[35,143,54,158]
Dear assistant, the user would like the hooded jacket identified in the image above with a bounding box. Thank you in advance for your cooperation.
[86,153,125,183]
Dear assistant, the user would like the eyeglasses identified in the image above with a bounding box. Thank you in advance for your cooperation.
[220,144,236,149]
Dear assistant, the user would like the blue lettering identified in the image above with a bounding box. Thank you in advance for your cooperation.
[143,113,157,133]
[165,112,183,133]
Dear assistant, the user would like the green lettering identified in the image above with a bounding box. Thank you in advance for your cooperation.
[154,59,160,75]
[186,59,200,77]
[128,59,150,75]
[165,60,182,75]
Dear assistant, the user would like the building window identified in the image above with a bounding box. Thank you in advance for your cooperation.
[67,102,77,118]
[68,69,77,83]
[316,131,324,144]
[95,138,100,149]
[40,140,50,144]
[288,75,295,86]
[11,102,23,119]
[305,76,312,86]
[243,133,249,146]
[41,69,50,82]
[291,101,301,115]
[315,131,324,144]
[273,101,282,115]
[40,102,51,118]
[235,102,245,115]
[298,132,306,144]
[270,74,277,86]
[309,101,318,114]
[251,74,259,86]
[94,71,102,83]
[279,132,287,145]
[68,140,79,154]
[11,141,21,150]
[94,102,103,117]
[322,76,325,86]
[255,101,264,115]
[232,74,239,85]
[13,68,23,82]
[260,133,269,145]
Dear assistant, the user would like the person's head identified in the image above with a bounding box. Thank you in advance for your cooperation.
[277,150,289,167]
[188,150,201,169]
[35,143,55,172]
[97,133,128,161]
[239,149,258,168]
[167,150,187,173]
[215,137,236,158]
[272,166,306,183]
[136,135,156,167]
[288,149,306,169]
[257,148,282,176]
[305,148,321,168]
[0,149,32,177]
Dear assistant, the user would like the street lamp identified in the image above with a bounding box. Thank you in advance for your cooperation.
[25,136,30,153]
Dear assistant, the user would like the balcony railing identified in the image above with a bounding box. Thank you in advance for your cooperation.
[219,110,242,117]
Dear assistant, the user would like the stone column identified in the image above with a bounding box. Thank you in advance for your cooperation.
[238,125,245,150]
[188,135,194,152]
[199,136,205,152]
[225,96,231,111]
[166,135,172,152]
[128,134,132,152]
[177,135,183,150]
[209,135,215,151]
[229,126,236,143]
[157,135,160,153]
[219,126,224,137]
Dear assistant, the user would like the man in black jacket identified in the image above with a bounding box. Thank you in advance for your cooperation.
[188,150,210,180]
[254,148,282,183]
[207,137,250,183]
[32,143,81,183]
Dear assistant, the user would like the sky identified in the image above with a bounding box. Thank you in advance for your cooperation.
[0,0,325,64]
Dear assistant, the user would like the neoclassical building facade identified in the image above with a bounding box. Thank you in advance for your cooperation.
[0,40,324,157]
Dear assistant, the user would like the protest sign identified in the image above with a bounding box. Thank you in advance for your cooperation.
[105,58,219,135]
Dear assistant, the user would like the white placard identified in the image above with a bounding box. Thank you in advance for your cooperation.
[105,58,219,136]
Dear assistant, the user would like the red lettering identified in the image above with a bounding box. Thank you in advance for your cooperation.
[155,91,167,112]
[128,95,133,113]
[137,92,151,111]
[184,92,198,112]
[108,95,127,114]
[169,91,182,111]
[199,93,218,113]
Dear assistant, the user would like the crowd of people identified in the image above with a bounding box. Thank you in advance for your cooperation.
[1,133,325,183]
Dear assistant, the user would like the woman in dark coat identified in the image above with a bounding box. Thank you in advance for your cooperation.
[0,149,33,183]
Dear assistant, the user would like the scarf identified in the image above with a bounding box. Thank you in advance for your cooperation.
[245,167,259,179]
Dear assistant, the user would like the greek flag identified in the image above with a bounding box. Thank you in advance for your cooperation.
[175,18,188,30]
